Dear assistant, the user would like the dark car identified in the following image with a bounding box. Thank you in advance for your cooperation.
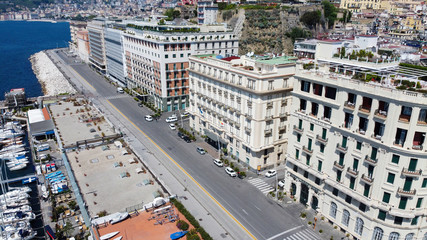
[183,136,191,143]
[177,132,185,139]
[138,102,143,107]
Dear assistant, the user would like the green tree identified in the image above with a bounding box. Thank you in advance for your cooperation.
[165,9,181,20]
[322,0,337,28]
[286,27,311,43]
[300,10,321,29]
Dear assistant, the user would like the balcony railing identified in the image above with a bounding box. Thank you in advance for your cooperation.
[364,155,377,166]
[401,168,422,176]
[279,125,286,131]
[397,187,416,196]
[358,105,371,114]
[357,129,366,135]
[336,143,348,153]
[361,174,374,184]
[264,129,272,135]
[293,125,304,134]
[322,116,331,123]
[333,161,345,170]
[267,102,273,108]
[344,101,355,110]
[245,126,251,132]
[371,134,382,141]
[399,114,411,123]
[265,115,273,121]
[302,146,313,155]
[316,134,328,144]
[374,109,387,119]
[347,167,358,177]
[412,145,423,150]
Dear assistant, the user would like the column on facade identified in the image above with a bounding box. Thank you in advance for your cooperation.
[307,188,314,208]
[295,180,302,201]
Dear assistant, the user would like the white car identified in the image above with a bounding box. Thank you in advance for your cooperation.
[265,169,277,178]
[225,167,237,177]
[169,124,176,130]
[165,116,178,123]
[278,180,285,188]
[213,159,223,167]
[145,115,153,122]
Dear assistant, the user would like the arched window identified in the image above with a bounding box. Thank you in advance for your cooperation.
[405,233,414,240]
[330,202,337,218]
[355,217,364,235]
[372,227,384,240]
[341,209,350,226]
[389,232,399,240]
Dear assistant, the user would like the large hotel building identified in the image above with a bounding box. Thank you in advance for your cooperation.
[188,54,296,170]
[284,58,427,240]
[122,23,238,112]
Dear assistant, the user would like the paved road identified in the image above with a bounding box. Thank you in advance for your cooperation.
[52,50,319,240]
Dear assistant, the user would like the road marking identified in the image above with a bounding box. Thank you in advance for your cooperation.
[105,100,256,239]
[242,209,248,215]
[254,206,261,211]
[265,225,303,240]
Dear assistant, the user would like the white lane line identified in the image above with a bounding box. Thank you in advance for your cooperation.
[254,205,262,211]
[266,225,304,240]
[242,209,248,215]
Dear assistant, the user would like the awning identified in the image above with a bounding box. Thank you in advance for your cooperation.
[204,129,227,146]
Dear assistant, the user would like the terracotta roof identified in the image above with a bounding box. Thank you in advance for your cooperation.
[42,108,51,121]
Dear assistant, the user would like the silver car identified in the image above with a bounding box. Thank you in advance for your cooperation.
[225,167,237,177]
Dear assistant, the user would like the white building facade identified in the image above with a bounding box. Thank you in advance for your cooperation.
[122,23,238,112]
[284,60,427,240]
[188,55,296,170]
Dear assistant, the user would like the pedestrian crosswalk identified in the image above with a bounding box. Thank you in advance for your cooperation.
[283,229,321,240]
[248,178,274,195]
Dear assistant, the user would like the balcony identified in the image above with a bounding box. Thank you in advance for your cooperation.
[364,155,378,166]
[359,105,371,115]
[279,112,287,118]
[397,187,416,196]
[321,117,331,123]
[235,109,241,115]
[361,174,374,184]
[265,115,273,121]
[374,109,387,120]
[293,125,304,134]
[281,99,287,106]
[336,143,348,153]
[245,126,251,132]
[264,129,272,135]
[235,122,241,128]
[344,101,355,110]
[244,113,252,120]
[399,115,411,123]
[401,168,422,176]
[346,167,359,177]
[316,135,328,144]
[333,161,345,170]
[302,146,313,155]
[371,134,382,141]
[357,129,366,135]
[412,145,423,150]
[279,125,286,131]
[267,102,273,108]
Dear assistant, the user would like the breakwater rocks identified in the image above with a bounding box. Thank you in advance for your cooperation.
[30,51,76,96]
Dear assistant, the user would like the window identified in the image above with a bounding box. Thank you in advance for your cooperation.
[310,123,314,131]
[387,173,395,184]
[411,217,418,226]
[355,217,364,235]
[372,227,384,240]
[295,149,300,159]
[349,177,355,189]
[353,158,359,171]
[313,83,323,96]
[423,178,427,188]
[318,160,322,172]
[345,195,352,203]
[394,216,403,225]
[297,134,301,142]
[337,170,342,182]
[320,143,325,153]
[165,54,169,58]
[324,106,332,120]
[356,141,362,150]
[378,210,386,221]
[399,197,408,210]
[293,165,298,172]
[329,202,337,218]
[173,54,176,58]
[342,209,350,226]
[382,192,391,203]
[389,232,399,240]
[364,184,370,197]
[301,80,310,92]
[405,233,415,240]
[359,203,367,212]
[311,103,319,116]
[306,155,310,165]
[315,177,321,185]
[391,154,400,164]
[332,188,339,196]
[325,86,337,100]
[416,198,423,208]
[304,171,309,178]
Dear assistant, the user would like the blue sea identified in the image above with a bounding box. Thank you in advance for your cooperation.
[0,21,70,99]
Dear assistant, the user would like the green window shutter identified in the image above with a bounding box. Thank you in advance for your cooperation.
[318,160,323,172]
[363,184,370,197]
[416,198,423,208]
[408,158,418,171]
[387,173,395,184]
[378,210,386,221]
[356,141,362,150]
[422,178,427,188]
[382,192,391,203]
[391,154,400,164]
[349,177,355,189]
[353,158,359,171]
[411,216,419,225]
[337,170,342,182]
[403,177,413,191]
[320,144,325,153]
[399,197,408,210]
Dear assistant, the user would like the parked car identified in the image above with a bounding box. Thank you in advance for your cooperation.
[265,169,277,178]
[183,136,191,143]
[278,180,285,188]
[225,167,237,177]
[117,87,124,93]
[196,147,206,155]
[178,132,185,139]
[138,102,143,107]
[145,115,153,122]
[169,124,176,130]
[165,116,178,123]
[213,159,223,167]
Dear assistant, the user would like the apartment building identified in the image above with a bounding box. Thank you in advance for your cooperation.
[105,23,126,87]
[340,0,384,12]
[69,20,87,53]
[122,22,238,111]
[197,0,218,25]
[188,54,296,170]
[284,59,427,240]
[77,30,90,63]
[87,19,107,73]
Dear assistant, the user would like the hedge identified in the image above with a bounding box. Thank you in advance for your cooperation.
[171,199,213,240]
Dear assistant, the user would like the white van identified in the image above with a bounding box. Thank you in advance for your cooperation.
[117,87,124,93]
